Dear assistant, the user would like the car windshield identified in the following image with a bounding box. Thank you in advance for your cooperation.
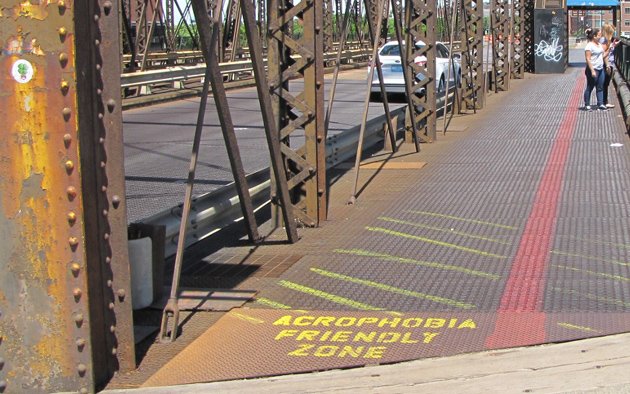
[380,43,424,56]
[380,45,401,56]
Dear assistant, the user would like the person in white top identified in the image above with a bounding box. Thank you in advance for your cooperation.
[583,28,607,111]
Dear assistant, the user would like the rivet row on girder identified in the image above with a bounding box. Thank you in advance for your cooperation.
[0,314,4,391]
[59,5,88,387]
[94,0,123,363]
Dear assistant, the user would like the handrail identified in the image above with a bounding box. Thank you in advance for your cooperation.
[120,48,372,90]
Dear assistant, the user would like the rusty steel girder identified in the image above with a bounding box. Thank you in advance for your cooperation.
[267,0,327,227]
[222,0,242,62]
[523,0,535,73]
[460,0,484,110]
[324,0,334,52]
[404,0,437,142]
[257,0,266,46]
[0,0,134,392]
[511,0,526,79]
[490,0,510,92]
[165,0,176,51]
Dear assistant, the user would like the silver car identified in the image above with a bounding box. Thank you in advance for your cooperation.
[368,40,461,101]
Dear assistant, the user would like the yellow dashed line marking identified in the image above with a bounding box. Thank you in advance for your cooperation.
[551,250,630,267]
[554,265,630,282]
[552,287,630,308]
[406,210,517,230]
[255,297,292,309]
[366,227,507,258]
[310,267,477,310]
[278,280,384,311]
[231,313,265,324]
[559,235,630,251]
[378,216,512,245]
[334,248,500,280]
[557,322,600,333]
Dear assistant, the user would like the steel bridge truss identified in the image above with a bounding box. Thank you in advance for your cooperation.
[490,0,510,92]
[266,0,327,227]
[460,0,484,110]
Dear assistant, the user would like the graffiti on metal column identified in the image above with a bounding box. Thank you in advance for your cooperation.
[535,16,564,62]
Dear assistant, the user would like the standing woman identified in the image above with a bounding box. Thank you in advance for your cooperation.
[600,23,616,108]
[583,28,607,111]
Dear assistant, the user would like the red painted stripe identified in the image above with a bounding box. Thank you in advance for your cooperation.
[486,74,584,349]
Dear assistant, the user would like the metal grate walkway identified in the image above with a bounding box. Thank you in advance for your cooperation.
[112,67,630,388]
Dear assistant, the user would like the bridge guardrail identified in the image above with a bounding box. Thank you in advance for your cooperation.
[614,38,630,131]
[138,106,407,258]
[121,48,372,93]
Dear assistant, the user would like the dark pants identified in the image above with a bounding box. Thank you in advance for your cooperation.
[603,66,612,105]
[584,67,605,107]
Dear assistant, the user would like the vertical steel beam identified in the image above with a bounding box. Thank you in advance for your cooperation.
[0,0,134,391]
[335,0,343,42]
[460,0,484,110]
[267,0,327,226]
[133,0,148,70]
[405,0,437,141]
[133,0,162,70]
[165,0,177,51]
[241,0,299,242]
[324,0,334,52]
[120,0,136,56]
[491,0,510,92]
[389,0,422,149]
[222,0,242,62]
[362,0,397,152]
[511,0,526,79]
[524,0,535,73]
[75,0,136,383]
[257,0,267,46]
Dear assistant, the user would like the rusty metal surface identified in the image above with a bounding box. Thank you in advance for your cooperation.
[511,0,526,79]
[267,0,327,228]
[406,0,437,142]
[491,0,510,92]
[240,0,299,242]
[523,0,535,73]
[143,309,630,386]
[0,1,93,392]
[460,0,485,110]
[74,0,136,383]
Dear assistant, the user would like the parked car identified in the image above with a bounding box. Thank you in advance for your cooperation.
[368,40,461,101]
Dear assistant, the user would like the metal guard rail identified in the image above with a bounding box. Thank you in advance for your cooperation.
[120,48,372,90]
[139,106,407,258]
[614,38,630,131]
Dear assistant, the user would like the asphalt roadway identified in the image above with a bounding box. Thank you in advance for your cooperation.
[122,69,404,223]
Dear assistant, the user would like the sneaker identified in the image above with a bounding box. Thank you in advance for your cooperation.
[606,103,615,108]
[584,105,592,111]
[598,105,608,111]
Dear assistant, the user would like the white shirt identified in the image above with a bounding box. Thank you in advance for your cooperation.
[585,41,604,70]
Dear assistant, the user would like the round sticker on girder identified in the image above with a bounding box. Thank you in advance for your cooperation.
[12,59,34,84]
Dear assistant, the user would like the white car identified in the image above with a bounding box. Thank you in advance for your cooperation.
[368,40,461,100]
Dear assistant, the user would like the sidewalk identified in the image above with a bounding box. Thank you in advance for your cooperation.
[104,67,630,393]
